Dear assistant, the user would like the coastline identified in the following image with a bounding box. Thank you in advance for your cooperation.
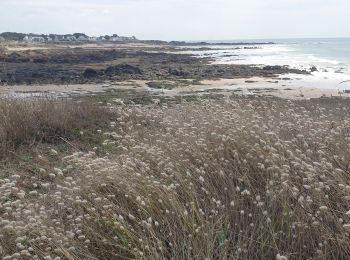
[2,35,350,258]
[1,41,350,100]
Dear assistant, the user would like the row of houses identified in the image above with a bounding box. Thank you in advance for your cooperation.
[22,34,137,43]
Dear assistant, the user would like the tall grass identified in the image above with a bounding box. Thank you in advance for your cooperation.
[0,98,111,156]
[1,96,350,259]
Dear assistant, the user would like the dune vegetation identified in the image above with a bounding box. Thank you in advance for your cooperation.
[1,95,350,259]
[0,98,112,155]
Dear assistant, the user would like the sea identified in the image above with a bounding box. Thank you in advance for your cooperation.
[181,38,350,90]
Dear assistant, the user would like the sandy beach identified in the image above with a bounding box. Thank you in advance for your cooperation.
[2,77,349,100]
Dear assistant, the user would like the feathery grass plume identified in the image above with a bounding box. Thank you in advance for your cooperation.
[1,96,350,259]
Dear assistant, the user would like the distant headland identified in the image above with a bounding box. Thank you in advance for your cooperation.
[0,32,274,46]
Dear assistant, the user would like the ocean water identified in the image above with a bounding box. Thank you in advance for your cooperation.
[183,38,350,90]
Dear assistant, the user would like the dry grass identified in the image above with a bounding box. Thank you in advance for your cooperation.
[0,97,111,157]
[1,96,350,259]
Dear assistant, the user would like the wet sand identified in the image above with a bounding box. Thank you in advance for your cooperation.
[0,80,148,98]
[166,77,350,99]
[2,77,350,99]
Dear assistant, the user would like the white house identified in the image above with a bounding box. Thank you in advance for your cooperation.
[33,37,45,42]
[111,36,123,42]
[65,36,77,41]
[77,36,87,41]
[23,36,46,43]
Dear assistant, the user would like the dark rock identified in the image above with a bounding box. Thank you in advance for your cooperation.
[105,64,142,76]
[31,73,42,78]
[168,68,190,77]
[5,53,21,62]
[83,68,98,78]
[18,58,30,62]
[310,66,318,72]
[0,45,310,85]
[169,68,181,76]
[245,80,258,83]
[33,58,48,63]
[263,65,283,71]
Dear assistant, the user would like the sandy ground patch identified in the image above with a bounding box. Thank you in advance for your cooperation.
[0,80,148,97]
[165,77,350,99]
[1,77,350,99]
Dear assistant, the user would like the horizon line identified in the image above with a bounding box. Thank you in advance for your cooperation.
[1,31,350,42]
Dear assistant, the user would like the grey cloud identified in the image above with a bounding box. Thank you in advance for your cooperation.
[0,0,349,40]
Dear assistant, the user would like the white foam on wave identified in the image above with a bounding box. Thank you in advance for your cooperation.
[210,44,343,69]
[183,42,350,90]
[306,55,341,65]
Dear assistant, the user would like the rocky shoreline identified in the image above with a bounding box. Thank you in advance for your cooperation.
[0,43,309,85]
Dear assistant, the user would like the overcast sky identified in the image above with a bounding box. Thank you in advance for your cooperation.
[0,0,349,40]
